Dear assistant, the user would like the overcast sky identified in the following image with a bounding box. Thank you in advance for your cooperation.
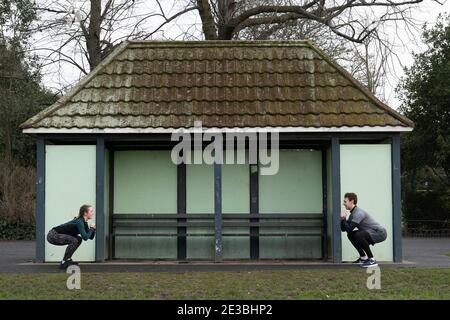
[35,0,450,110]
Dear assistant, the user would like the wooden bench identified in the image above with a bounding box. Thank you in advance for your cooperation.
[112,213,324,237]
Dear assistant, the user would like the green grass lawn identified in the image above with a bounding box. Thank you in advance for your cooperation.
[0,268,449,300]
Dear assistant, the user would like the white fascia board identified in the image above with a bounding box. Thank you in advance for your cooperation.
[23,126,413,134]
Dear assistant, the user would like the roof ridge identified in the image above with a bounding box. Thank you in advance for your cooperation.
[54,111,386,116]
[114,57,323,62]
[69,98,371,103]
[19,41,130,129]
[84,84,354,89]
[126,40,311,47]
[304,40,414,128]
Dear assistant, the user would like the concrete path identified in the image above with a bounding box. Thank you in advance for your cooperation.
[0,238,449,273]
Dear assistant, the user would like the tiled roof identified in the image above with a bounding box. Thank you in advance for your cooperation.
[20,40,414,130]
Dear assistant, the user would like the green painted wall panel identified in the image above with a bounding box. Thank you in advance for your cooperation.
[114,151,177,213]
[45,145,96,262]
[186,236,214,260]
[222,236,249,259]
[259,149,323,259]
[186,159,215,214]
[222,162,250,214]
[259,236,322,259]
[113,151,177,259]
[259,149,323,213]
[114,230,177,259]
[222,153,250,259]
[340,144,393,262]
[186,156,215,259]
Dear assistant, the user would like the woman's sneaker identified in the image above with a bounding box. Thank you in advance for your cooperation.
[67,259,78,265]
[352,258,367,264]
[361,258,378,268]
[59,260,71,270]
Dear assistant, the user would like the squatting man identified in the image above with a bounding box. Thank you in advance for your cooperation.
[341,193,387,267]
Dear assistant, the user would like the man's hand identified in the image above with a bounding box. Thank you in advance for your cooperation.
[340,207,348,220]
[90,223,96,229]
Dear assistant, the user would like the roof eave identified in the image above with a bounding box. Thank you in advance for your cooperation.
[305,40,415,129]
[22,126,414,134]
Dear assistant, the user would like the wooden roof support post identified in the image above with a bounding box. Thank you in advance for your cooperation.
[95,136,105,262]
[36,137,46,263]
[214,135,223,263]
[177,163,187,261]
[331,137,342,263]
[392,133,402,262]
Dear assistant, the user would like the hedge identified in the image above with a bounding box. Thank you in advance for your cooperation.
[0,218,35,240]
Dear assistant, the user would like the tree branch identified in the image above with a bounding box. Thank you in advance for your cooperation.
[141,5,199,40]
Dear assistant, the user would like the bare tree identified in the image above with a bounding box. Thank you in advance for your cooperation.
[194,0,443,41]
[350,37,389,95]
[28,0,444,98]
[238,8,351,61]
[31,0,198,78]
[191,0,444,100]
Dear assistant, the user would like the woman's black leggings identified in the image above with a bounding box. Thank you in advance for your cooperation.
[347,230,374,258]
[47,229,82,261]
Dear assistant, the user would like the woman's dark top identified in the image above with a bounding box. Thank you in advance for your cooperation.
[53,217,95,241]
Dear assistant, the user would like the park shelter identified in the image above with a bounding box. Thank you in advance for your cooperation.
[20,40,414,263]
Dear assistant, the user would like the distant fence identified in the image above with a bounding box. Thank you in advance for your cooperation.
[403,220,450,237]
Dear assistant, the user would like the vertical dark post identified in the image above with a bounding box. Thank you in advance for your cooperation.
[321,149,328,260]
[214,135,223,262]
[177,163,187,260]
[108,149,114,260]
[36,137,46,263]
[331,137,342,263]
[95,136,105,262]
[392,133,402,262]
[249,163,259,259]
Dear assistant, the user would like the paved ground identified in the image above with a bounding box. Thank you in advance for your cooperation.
[0,237,449,273]
[403,237,450,267]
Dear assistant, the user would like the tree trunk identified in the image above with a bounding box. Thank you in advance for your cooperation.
[217,26,234,40]
[87,0,102,70]
[217,0,235,39]
[196,0,218,40]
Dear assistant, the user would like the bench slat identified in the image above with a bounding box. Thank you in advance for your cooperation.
[114,233,323,237]
[113,222,323,228]
[113,213,323,220]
